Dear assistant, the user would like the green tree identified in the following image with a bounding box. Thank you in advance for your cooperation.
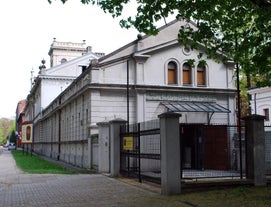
[49,0,271,86]
[0,123,4,139]
[9,120,15,133]
[0,123,7,144]
[9,130,16,143]
[0,118,15,143]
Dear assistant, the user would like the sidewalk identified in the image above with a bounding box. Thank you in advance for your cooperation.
[0,149,188,207]
[0,148,22,183]
[0,149,59,185]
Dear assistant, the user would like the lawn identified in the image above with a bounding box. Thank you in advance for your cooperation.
[177,186,271,207]
[125,179,271,207]
[125,185,271,207]
[12,150,74,174]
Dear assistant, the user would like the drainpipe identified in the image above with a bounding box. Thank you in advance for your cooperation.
[127,60,130,128]
[58,109,61,160]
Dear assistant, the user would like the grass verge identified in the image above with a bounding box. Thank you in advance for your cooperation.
[12,150,75,174]
[177,186,271,207]
[122,178,271,207]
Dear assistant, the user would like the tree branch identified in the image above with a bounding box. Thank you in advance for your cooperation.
[249,0,271,8]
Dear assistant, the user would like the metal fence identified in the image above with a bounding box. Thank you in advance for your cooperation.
[120,121,246,184]
[180,124,246,181]
[264,125,271,176]
[120,119,160,183]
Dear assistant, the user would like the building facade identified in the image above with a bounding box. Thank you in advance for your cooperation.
[26,20,237,170]
[15,99,26,147]
[25,40,102,123]
[49,38,88,67]
[248,87,271,125]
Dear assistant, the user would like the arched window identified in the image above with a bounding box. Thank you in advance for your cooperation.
[182,62,192,85]
[168,61,177,84]
[61,58,67,64]
[197,65,206,86]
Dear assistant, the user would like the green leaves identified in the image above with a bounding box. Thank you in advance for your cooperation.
[48,0,271,86]
[0,118,15,142]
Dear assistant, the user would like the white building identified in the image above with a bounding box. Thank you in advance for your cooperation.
[248,87,271,125]
[49,38,91,67]
[25,39,103,122]
[27,19,237,170]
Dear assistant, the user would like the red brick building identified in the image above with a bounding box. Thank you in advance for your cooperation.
[15,99,26,147]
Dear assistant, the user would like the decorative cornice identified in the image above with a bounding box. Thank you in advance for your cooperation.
[38,75,76,81]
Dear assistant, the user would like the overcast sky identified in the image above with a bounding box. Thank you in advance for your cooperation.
[0,0,140,119]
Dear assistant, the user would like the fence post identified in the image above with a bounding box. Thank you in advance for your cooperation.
[109,118,127,177]
[97,121,110,173]
[159,112,182,195]
[243,114,266,186]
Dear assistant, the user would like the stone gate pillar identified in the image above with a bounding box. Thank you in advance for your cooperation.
[244,114,266,186]
[109,118,126,177]
[159,112,182,195]
[97,121,110,173]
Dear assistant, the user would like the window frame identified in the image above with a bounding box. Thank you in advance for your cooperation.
[61,58,67,64]
[264,108,270,121]
[196,65,206,86]
[167,60,178,85]
[182,62,192,85]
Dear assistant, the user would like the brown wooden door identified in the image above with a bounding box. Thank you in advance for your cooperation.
[204,125,229,170]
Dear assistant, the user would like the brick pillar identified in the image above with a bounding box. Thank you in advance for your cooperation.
[244,114,266,186]
[109,118,126,177]
[159,112,182,195]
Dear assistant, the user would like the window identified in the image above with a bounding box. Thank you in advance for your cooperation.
[182,62,192,85]
[264,108,269,121]
[168,61,177,84]
[82,66,87,73]
[197,65,206,86]
[61,58,67,64]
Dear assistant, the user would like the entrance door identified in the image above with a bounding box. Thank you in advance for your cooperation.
[204,125,229,170]
[180,124,229,170]
[180,124,204,170]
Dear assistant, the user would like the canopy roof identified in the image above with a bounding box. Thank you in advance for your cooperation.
[161,102,231,113]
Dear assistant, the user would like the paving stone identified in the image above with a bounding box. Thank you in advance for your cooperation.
[0,149,185,207]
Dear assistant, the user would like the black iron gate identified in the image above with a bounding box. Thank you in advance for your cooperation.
[120,121,247,183]
[120,119,160,183]
[264,126,271,175]
[180,124,247,180]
